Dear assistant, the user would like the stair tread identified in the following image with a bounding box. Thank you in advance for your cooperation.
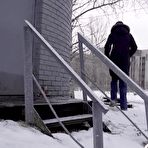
[0,97,91,107]
[44,114,92,124]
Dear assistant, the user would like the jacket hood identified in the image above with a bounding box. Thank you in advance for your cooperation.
[111,22,130,35]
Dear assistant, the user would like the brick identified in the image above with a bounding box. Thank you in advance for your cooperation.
[34,0,72,98]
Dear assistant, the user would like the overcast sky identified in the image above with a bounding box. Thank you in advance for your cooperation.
[78,5,148,50]
[108,9,148,50]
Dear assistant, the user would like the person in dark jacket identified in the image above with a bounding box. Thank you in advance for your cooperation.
[104,21,137,110]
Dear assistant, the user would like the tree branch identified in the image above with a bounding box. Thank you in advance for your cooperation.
[72,0,122,22]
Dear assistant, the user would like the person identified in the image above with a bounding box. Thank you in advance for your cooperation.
[104,21,137,110]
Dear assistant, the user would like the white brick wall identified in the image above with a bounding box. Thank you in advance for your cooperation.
[33,0,72,98]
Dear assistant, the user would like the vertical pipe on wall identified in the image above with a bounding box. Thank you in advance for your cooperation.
[24,26,34,124]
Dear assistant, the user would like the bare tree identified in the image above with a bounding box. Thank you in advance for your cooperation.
[71,0,148,56]
[71,16,108,60]
[71,0,148,90]
[72,0,123,23]
[72,0,148,24]
[87,18,107,47]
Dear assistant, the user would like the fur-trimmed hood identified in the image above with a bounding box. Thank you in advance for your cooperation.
[111,21,130,35]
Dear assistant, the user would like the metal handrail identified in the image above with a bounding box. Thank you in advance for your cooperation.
[24,22,84,148]
[24,20,108,148]
[82,70,148,140]
[25,20,107,112]
[32,74,84,148]
[78,33,148,139]
[78,33,148,102]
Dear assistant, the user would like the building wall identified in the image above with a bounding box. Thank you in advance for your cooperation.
[34,0,72,98]
[0,0,72,99]
[0,0,35,95]
[130,50,148,90]
[71,49,148,91]
[130,55,140,85]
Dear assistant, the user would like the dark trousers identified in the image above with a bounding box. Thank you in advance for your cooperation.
[111,77,128,110]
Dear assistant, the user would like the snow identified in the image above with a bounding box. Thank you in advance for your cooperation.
[0,91,148,148]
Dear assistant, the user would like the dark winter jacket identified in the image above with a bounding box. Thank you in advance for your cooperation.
[104,22,137,78]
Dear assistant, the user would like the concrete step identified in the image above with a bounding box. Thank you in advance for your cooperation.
[0,98,92,121]
[34,99,92,120]
[44,114,92,127]
[0,98,111,133]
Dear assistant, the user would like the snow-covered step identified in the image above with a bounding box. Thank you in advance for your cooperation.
[44,114,92,126]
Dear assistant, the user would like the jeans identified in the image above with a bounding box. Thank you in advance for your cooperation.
[111,77,128,110]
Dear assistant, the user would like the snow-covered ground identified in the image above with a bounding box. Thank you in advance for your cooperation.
[0,91,148,148]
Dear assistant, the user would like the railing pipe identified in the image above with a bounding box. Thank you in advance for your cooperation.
[32,74,84,148]
[78,35,87,101]
[25,20,108,114]
[25,20,108,148]
[78,33,148,102]
[78,33,148,130]
[83,70,148,140]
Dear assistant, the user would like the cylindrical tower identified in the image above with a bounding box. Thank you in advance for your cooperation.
[0,0,72,102]
[33,0,72,99]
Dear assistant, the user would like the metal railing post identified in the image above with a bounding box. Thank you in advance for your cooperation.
[24,26,34,124]
[78,35,87,101]
[144,100,148,130]
[92,100,103,148]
